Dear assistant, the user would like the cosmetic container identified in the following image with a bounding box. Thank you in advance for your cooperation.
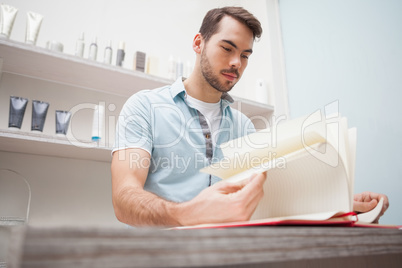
[55,110,71,135]
[75,32,85,57]
[91,104,105,142]
[103,40,113,64]
[168,55,176,80]
[0,4,18,39]
[46,40,63,52]
[176,58,183,79]
[255,79,268,105]
[116,41,125,67]
[135,51,146,72]
[31,100,49,132]
[88,37,98,60]
[255,79,275,106]
[9,96,28,129]
[145,56,159,76]
[25,11,43,45]
[184,60,192,78]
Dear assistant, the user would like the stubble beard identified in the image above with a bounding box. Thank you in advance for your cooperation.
[200,50,239,93]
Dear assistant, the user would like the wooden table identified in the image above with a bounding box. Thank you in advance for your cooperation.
[3,225,402,267]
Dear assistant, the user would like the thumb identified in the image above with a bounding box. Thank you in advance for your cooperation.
[354,199,378,213]
[213,180,245,194]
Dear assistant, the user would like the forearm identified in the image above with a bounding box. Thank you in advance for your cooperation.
[113,185,183,227]
[111,146,266,227]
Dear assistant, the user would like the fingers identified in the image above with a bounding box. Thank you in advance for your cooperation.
[239,172,266,219]
[353,199,378,213]
[378,194,390,213]
[239,172,266,205]
[215,172,266,213]
[375,194,389,223]
[353,191,390,215]
[214,172,266,194]
[243,172,266,192]
[227,172,266,221]
[244,181,265,218]
[214,180,245,194]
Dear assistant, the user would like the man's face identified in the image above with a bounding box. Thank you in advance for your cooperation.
[200,16,254,93]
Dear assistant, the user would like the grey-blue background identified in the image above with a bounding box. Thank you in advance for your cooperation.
[279,0,402,224]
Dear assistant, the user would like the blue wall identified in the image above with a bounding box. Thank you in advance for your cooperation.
[279,0,402,224]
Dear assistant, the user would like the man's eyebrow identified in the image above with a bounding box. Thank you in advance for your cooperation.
[222,40,253,54]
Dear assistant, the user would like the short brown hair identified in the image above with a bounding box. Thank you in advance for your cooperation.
[199,6,262,42]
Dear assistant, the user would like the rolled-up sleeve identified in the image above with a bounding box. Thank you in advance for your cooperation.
[112,92,153,155]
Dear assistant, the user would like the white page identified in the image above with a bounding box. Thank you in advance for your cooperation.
[201,115,353,221]
[220,116,317,157]
[250,143,350,220]
[203,115,352,182]
[254,211,345,221]
[203,117,328,180]
[347,128,357,210]
[357,198,384,223]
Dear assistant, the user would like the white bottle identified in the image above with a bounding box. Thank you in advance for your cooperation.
[91,104,105,142]
[103,40,112,64]
[176,57,183,79]
[88,36,98,60]
[183,60,192,78]
[168,55,176,80]
[255,79,269,105]
[146,56,159,76]
[75,32,85,57]
[116,41,125,67]
[255,79,275,106]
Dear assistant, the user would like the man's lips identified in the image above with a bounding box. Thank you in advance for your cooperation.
[222,72,238,81]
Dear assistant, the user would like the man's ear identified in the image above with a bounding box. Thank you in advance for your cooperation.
[192,33,203,54]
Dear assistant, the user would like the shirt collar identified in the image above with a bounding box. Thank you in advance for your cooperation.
[221,92,234,110]
[170,77,234,107]
[170,77,187,99]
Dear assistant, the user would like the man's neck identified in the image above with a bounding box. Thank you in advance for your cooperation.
[183,72,222,103]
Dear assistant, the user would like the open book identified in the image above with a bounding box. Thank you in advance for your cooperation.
[188,113,388,229]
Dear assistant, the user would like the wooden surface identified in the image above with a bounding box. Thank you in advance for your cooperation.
[5,225,402,268]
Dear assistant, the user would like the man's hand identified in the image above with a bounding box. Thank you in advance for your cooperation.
[112,147,266,227]
[353,191,389,223]
[175,172,267,226]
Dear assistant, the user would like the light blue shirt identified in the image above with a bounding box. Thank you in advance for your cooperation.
[113,78,255,202]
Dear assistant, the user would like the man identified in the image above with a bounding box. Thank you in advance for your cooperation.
[111,7,388,227]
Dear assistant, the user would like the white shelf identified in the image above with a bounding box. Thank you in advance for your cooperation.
[0,129,111,162]
[0,39,274,116]
[0,39,172,97]
[231,95,274,119]
[0,39,274,161]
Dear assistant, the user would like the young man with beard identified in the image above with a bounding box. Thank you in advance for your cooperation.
[111,7,388,227]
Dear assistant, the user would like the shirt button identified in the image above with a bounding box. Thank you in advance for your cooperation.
[205,133,210,139]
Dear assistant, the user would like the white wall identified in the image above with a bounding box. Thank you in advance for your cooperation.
[2,0,289,227]
[0,151,120,227]
[5,0,286,114]
[279,0,402,224]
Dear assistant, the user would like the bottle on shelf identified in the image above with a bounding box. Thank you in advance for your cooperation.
[88,36,98,61]
[176,57,183,79]
[116,41,125,67]
[75,32,85,58]
[168,55,176,80]
[103,40,113,64]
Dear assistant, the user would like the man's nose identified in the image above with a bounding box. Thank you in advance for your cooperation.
[229,54,241,69]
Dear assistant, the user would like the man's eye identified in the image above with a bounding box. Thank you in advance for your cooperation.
[242,54,249,59]
[222,46,231,52]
